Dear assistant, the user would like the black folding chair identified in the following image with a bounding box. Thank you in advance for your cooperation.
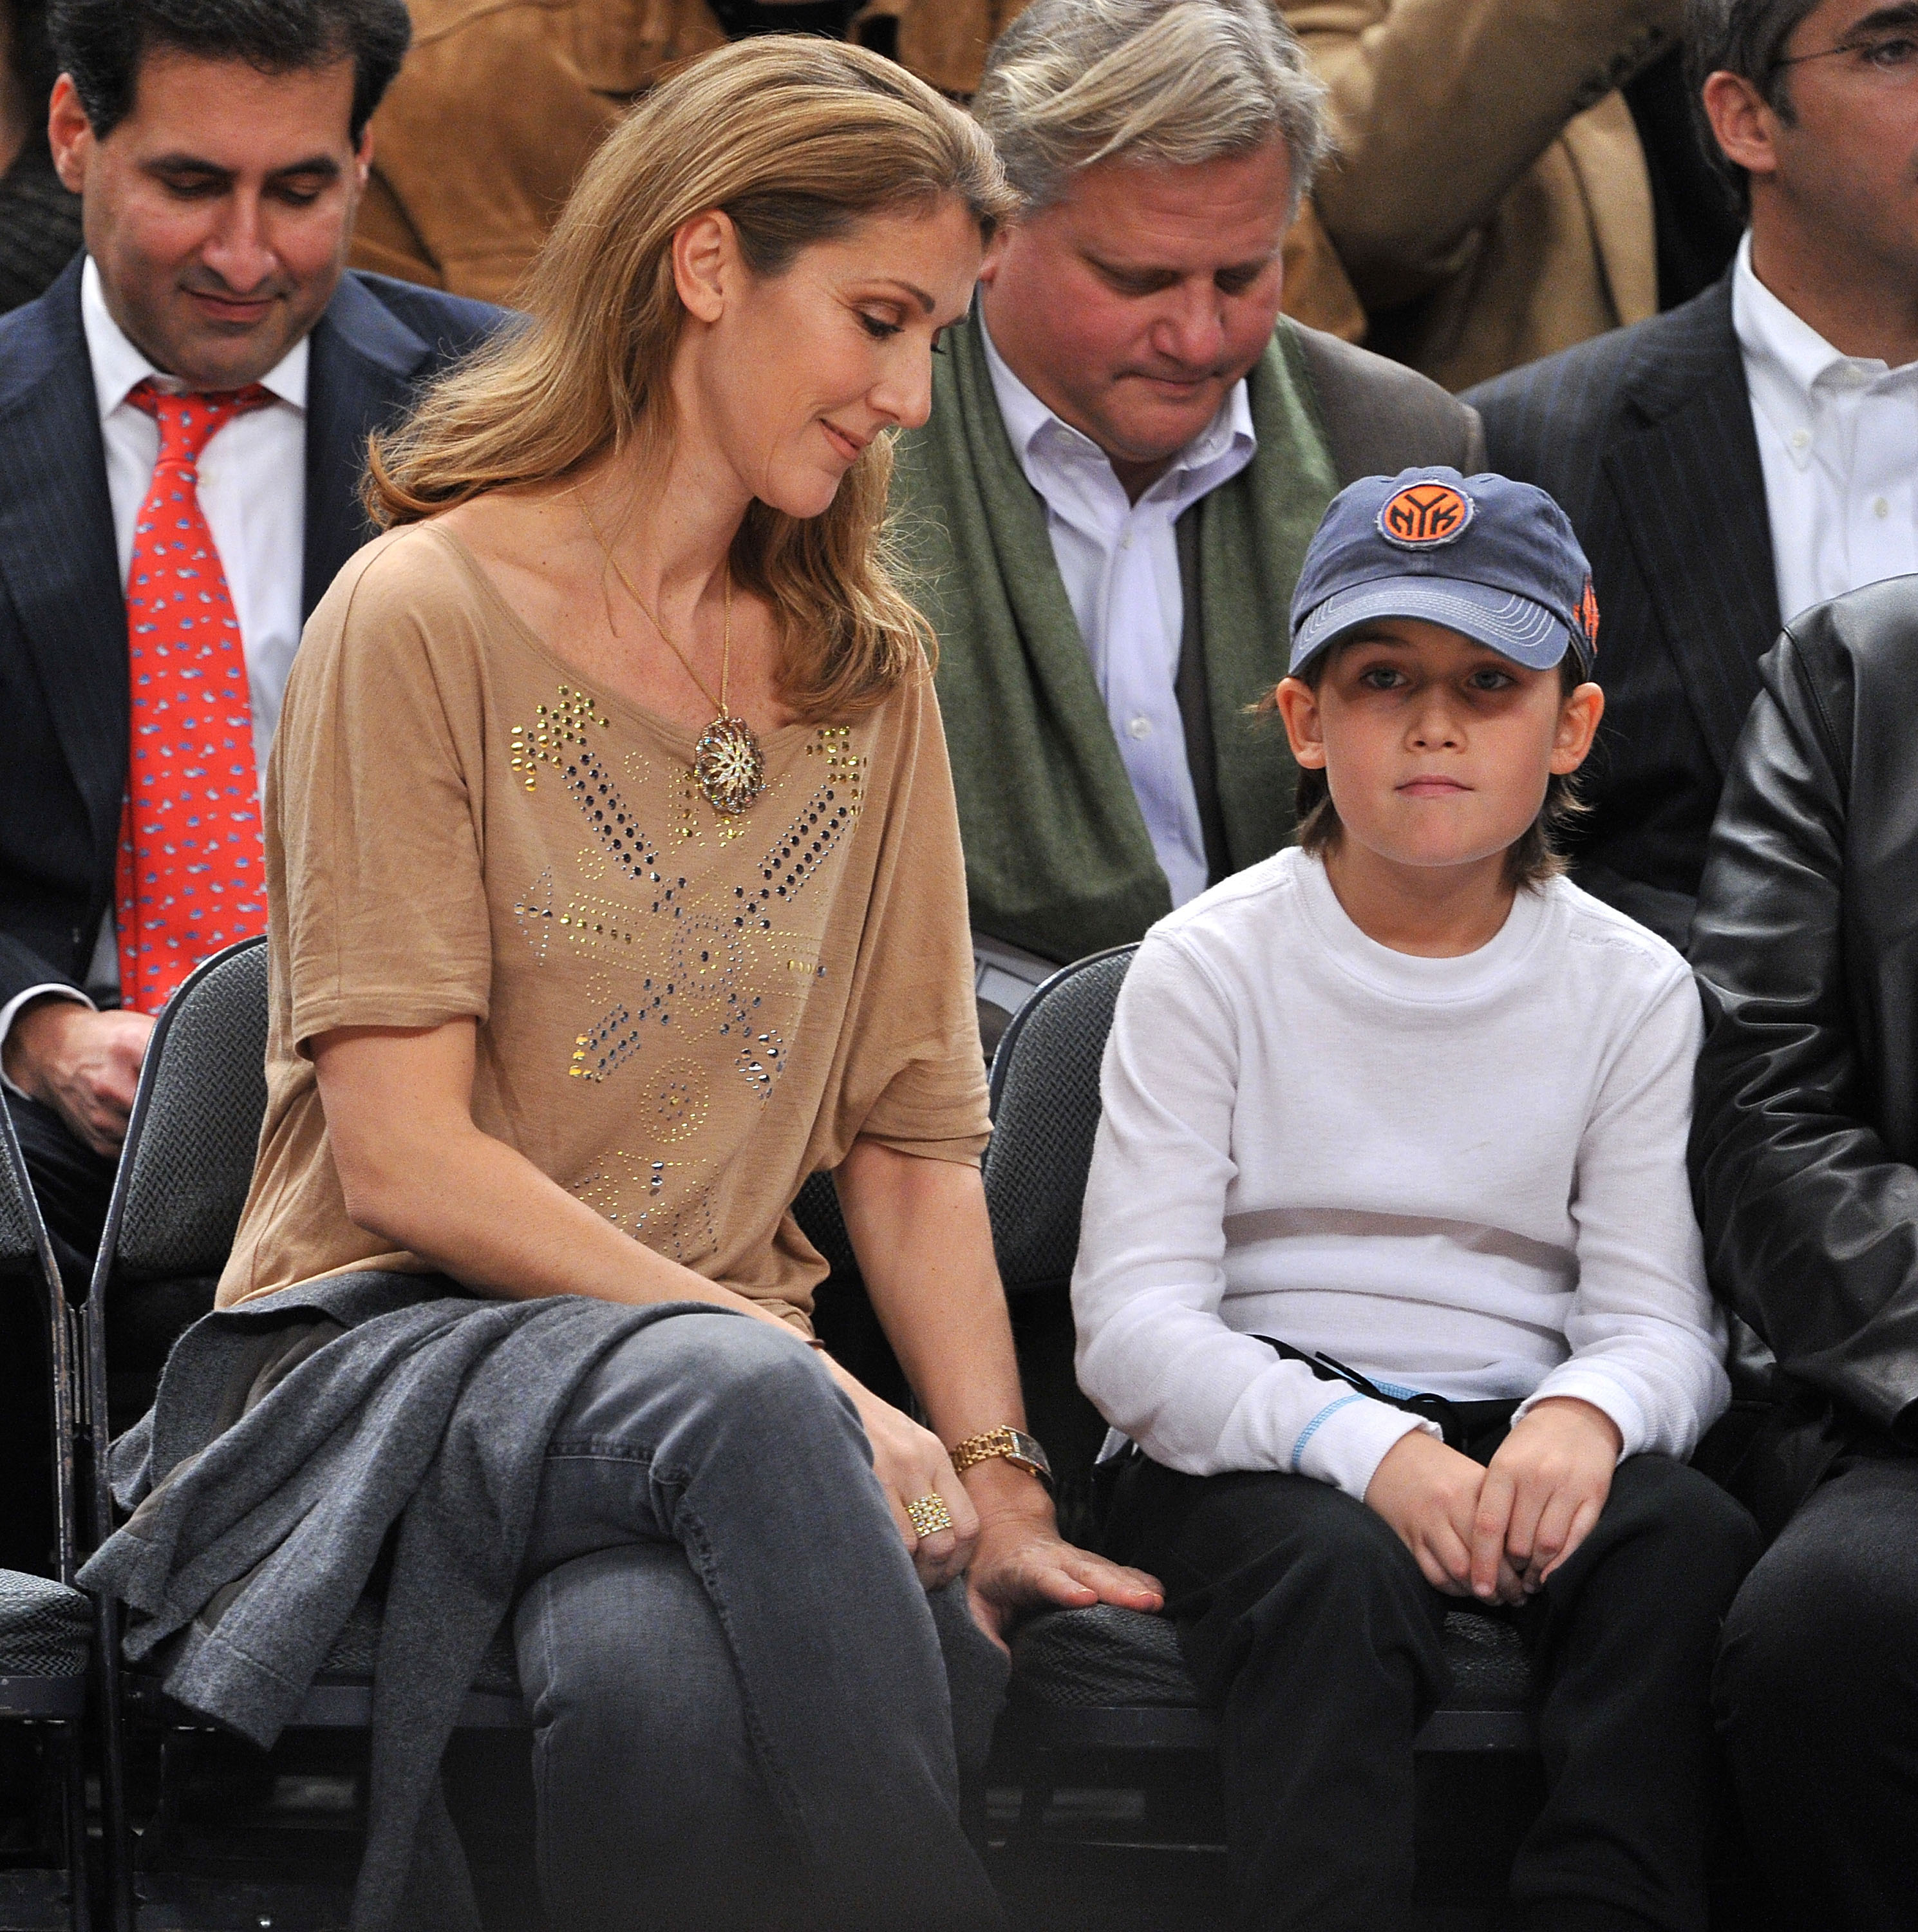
[981,945,1537,1853]
[82,938,527,1922]
[0,1095,101,1929]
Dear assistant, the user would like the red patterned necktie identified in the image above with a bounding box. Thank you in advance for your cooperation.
[115,377,275,1013]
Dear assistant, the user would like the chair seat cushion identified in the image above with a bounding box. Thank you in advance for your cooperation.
[1009,1601,1534,1714]
[316,1598,521,1697]
[0,1573,91,1677]
[1010,1604,1196,1710]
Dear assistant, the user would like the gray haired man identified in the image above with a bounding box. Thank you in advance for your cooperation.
[887,0,1482,1037]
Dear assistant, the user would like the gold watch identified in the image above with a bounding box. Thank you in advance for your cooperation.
[949,1426,1053,1492]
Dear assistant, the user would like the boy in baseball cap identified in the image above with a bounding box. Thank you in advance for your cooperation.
[1072,470,1754,1929]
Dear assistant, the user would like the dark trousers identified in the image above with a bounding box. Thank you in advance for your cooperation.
[0,1094,112,1573]
[1714,1452,1918,1932]
[1105,1446,1759,1932]
[5,1090,115,1292]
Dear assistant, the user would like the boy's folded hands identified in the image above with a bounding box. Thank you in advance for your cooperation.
[1363,1396,1624,1607]
[1364,1429,1524,1602]
[1471,1396,1623,1600]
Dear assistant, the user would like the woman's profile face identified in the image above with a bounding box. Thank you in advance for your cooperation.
[677,195,985,520]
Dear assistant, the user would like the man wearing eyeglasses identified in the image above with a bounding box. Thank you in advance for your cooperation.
[1467,0,1918,952]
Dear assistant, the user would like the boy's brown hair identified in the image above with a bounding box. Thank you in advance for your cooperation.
[1270,649,1590,890]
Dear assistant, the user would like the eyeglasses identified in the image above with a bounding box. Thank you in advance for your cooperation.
[1773,25,1918,79]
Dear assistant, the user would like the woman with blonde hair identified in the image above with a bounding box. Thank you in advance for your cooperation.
[84,33,1161,1932]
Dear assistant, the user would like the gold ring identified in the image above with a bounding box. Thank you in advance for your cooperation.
[906,1493,955,1539]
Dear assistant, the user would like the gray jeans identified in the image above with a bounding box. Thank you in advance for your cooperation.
[511,1307,1010,1931]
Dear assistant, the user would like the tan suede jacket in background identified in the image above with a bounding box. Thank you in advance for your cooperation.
[1283,0,1682,391]
[348,0,1366,337]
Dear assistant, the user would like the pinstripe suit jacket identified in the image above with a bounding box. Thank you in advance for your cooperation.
[1467,276,1777,949]
[0,256,503,1010]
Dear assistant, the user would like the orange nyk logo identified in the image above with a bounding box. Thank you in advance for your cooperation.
[1378,482,1473,548]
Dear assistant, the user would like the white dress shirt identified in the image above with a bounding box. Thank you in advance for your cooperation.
[1733,232,1918,628]
[980,316,1256,909]
[0,260,308,1070]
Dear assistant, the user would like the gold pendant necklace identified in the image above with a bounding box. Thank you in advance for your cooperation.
[574,488,767,816]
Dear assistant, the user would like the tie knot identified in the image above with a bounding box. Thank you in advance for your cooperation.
[127,377,276,466]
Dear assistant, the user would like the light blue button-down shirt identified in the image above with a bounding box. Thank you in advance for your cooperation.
[980,317,1256,908]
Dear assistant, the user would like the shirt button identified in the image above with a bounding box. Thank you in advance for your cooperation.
[1874,497,1892,518]
[1790,430,1810,451]
[1127,715,1153,740]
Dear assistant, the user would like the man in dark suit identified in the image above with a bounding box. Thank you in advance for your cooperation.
[1466,0,1918,950]
[0,0,501,1563]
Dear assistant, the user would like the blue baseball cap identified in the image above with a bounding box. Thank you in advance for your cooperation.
[1288,468,1599,679]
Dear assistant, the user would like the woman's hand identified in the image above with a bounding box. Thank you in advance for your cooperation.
[832,1368,980,1590]
[961,1461,1164,1650]
[1469,1396,1621,1598]
[1366,1427,1524,1604]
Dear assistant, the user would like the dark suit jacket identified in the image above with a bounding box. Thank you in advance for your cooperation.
[1467,276,1778,949]
[0,258,503,1010]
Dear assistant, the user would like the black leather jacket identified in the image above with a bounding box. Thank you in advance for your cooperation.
[1691,578,1918,1528]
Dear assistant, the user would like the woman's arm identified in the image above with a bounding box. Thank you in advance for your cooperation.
[315,1019,789,1321]
[314,1018,1000,1589]
[835,1137,1163,1643]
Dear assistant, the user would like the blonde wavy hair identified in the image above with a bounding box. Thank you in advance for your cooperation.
[365,36,1015,721]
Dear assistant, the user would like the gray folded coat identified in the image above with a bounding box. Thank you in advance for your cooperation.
[80,1271,701,1932]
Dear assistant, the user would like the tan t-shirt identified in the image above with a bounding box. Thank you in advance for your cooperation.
[217,524,990,1321]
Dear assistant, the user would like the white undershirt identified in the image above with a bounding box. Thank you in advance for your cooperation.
[979,315,1255,909]
[1733,232,1918,628]
[0,261,308,1070]
[1071,849,1731,1502]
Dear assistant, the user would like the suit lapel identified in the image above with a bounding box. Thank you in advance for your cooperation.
[301,274,433,615]
[0,258,131,857]
[1606,279,1780,773]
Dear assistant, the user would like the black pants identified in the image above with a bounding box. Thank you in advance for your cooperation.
[1105,1446,1759,1932]
[1714,1452,1918,1932]
[0,1093,113,1573]
[6,1090,115,1293]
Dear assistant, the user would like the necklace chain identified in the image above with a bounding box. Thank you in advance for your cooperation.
[573,486,733,714]
[570,484,766,817]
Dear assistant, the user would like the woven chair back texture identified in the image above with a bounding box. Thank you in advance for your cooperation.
[984,947,1136,1294]
[0,1107,37,1272]
[117,941,270,1282]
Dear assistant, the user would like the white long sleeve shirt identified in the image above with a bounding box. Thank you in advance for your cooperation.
[1733,233,1918,628]
[979,317,1255,909]
[1071,849,1730,1503]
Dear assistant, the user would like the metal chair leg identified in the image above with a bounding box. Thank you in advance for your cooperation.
[55,1719,92,1932]
[92,1604,135,1932]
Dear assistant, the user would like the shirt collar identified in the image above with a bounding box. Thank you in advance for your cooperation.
[1731,232,1868,399]
[977,305,1255,515]
[80,254,309,421]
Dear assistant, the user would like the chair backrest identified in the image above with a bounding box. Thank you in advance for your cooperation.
[0,1104,48,1285]
[983,945,1136,1298]
[1,1081,86,1586]
[99,936,270,1287]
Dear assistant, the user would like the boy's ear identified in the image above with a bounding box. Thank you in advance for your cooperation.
[1550,680,1605,777]
[1273,677,1326,769]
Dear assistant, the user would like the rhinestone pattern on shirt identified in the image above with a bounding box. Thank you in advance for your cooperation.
[510,688,867,1257]
[115,379,274,1012]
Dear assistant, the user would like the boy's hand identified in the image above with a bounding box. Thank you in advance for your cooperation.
[1365,1428,1522,1602]
[1471,1397,1622,1600]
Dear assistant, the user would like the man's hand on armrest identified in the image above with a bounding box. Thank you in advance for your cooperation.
[1,999,155,1157]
